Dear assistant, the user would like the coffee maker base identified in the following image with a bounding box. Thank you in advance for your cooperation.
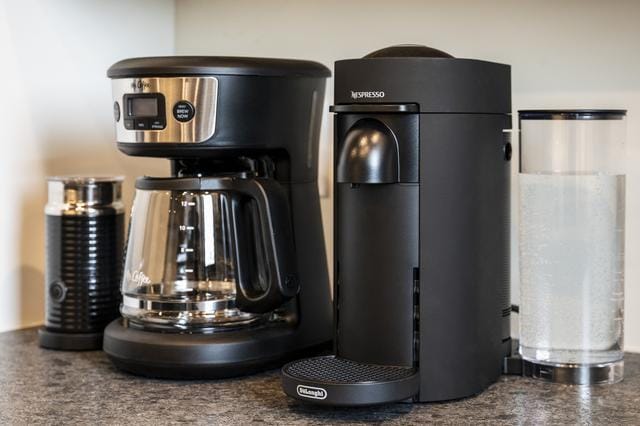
[103,319,330,379]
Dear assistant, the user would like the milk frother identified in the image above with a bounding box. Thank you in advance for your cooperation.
[39,176,124,350]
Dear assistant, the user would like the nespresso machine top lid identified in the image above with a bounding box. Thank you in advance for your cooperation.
[364,44,453,59]
[333,44,511,113]
[107,56,331,78]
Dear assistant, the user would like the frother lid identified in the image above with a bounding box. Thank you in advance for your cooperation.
[107,56,331,78]
[47,176,124,185]
[46,176,123,211]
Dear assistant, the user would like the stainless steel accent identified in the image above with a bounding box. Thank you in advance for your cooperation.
[111,77,218,143]
[524,359,624,385]
[45,176,124,216]
[122,293,236,313]
[121,294,266,330]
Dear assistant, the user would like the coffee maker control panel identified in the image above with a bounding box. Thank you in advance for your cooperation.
[121,93,167,131]
[111,77,218,143]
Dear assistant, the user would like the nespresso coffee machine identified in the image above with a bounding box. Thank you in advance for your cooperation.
[103,57,332,378]
[283,45,512,405]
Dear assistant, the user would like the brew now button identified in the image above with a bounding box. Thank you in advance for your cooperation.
[173,101,195,122]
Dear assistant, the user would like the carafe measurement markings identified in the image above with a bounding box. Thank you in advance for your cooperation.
[180,197,196,275]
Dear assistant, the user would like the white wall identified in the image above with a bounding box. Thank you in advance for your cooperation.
[174,0,640,351]
[0,0,174,332]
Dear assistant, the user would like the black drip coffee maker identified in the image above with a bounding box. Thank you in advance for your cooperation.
[103,57,332,378]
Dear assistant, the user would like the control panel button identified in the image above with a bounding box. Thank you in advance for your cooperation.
[150,119,166,130]
[134,119,149,130]
[123,119,134,130]
[173,101,195,122]
[113,101,120,122]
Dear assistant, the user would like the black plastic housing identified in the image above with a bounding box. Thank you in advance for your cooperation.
[40,214,123,350]
[336,53,511,403]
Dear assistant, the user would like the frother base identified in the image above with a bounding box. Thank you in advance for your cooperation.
[103,318,329,379]
[281,355,419,406]
[38,327,103,351]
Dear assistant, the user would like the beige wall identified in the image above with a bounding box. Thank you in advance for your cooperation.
[2,0,639,353]
[0,0,174,332]
[175,0,640,351]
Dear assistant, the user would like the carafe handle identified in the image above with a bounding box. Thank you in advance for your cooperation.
[227,178,299,313]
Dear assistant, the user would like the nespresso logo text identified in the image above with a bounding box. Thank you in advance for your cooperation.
[351,90,385,99]
[296,385,327,400]
[131,80,151,90]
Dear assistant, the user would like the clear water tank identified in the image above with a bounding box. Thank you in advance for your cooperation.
[518,109,626,384]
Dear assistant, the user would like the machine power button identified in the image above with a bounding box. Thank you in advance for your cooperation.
[49,281,67,303]
[173,101,195,122]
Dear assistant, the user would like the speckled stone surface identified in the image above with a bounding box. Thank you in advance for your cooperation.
[1,328,639,425]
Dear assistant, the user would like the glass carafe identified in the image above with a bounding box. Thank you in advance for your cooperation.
[121,176,299,331]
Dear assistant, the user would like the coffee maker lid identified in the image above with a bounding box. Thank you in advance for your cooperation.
[107,56,331,78]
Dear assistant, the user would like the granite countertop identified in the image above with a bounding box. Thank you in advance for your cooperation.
[1,328,639,425]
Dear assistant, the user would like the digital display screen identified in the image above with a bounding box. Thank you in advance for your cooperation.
[128,98,158,117]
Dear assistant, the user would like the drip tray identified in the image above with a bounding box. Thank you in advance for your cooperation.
[281,355,419,406]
